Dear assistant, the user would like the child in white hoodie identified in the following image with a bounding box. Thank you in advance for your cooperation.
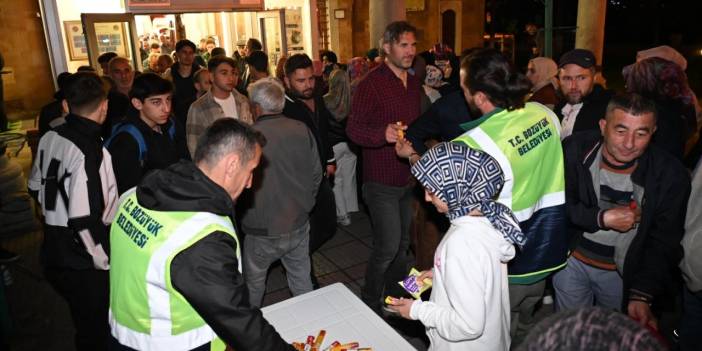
[388,142,524,351]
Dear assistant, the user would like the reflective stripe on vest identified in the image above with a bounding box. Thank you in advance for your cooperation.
[453,102,565,221]
[109,189,239,351]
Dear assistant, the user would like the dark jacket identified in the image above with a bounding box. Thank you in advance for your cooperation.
[555,84,613,134]
[563,130,690,308]
[283,94,335,169]
[133,161,294,351]
[406,90,472,154]
[651,99,695,161]
[170,62,202,160]
[240,114,322,236]
[107,115,180,195]
[102,90,131,139]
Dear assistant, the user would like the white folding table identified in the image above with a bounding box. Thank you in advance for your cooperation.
[262,283,417,350]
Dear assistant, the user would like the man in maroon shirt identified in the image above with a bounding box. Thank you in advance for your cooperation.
[346,21,421,315]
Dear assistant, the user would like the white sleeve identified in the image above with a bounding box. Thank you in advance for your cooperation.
[409,238,487,341]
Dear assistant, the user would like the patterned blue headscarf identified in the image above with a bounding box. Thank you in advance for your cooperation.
[411,142,526,248]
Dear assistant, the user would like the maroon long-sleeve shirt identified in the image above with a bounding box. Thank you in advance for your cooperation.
[346,62,421,187]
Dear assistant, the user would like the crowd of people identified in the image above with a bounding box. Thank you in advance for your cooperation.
[24,18,702,351]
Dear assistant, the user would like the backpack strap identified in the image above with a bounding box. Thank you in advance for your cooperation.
[166,118,176,140]
[105,123,147,165]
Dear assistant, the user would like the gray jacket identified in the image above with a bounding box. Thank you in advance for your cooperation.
[682,164,702,292]
[240,114,322,236]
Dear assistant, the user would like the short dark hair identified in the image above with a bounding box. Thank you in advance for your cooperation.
[63,72,109,115]
[246,50,269,73]
[321,50,338,64]
[150,42,160,50]
[194,118,267,168]
[605,93,658,122]
[77,65,96,72]
[382,21,417,45]
[175,39,196,53]
[284,54,313,76]
[129,73,173,102]
[461,48,531,111]
[208,55,238,72]
[210,47,226,57]
[246,38,263,52]
[98,52,118,64]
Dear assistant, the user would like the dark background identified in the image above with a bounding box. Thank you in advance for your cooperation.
[484,0,702,95]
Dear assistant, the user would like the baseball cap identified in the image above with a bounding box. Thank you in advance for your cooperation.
[559,49,596,68]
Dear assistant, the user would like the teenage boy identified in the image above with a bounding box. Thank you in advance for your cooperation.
[187,55,253,157]
[28,72,118,350]
[107,73,180,194]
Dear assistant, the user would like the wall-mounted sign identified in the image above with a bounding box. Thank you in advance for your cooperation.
[127,0,171,7]
[64,21,88,61]
[407,0,425,12]
[127,0,263,13]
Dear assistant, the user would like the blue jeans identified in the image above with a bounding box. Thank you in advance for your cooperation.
[243,221,313,307]
[679,287,702,351]
[553,256,623,311]
[361,182,413,313]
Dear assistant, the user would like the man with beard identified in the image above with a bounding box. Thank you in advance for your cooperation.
[346,21,421,315]
[282,54,337,260]
[187,55,253,157]
[452,49,567,344]
[555,49,613,139]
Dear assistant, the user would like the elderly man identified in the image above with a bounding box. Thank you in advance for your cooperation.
[108,118,295,351]
[239,78,322,307]
[555,93,690,331]
[104,56,134,138]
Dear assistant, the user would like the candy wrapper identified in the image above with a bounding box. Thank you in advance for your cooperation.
[398,268,432,299]
[396,121,404,140]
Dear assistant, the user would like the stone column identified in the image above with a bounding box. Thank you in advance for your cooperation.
[575,0,607,64]
[369,0,406,50]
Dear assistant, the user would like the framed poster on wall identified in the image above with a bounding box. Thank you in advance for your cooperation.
[64,21,88,61]
[94,22,129,57]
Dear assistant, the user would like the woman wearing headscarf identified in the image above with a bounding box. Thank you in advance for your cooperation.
[526,57,560,110]
[423,64,446,103]
[347,57,369,97]
[388,142,523,351]
[624,56,696,161]
[324,66,358,226]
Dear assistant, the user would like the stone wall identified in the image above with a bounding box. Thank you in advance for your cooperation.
[0,0,55,118]
[339,0,484,62]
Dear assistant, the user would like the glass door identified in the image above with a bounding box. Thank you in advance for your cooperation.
[257,9,287,75]
[81,13,142,71]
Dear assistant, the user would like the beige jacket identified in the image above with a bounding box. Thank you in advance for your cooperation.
[186,89,253,157]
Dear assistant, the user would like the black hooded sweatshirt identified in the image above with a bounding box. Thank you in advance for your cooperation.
[131,161,294,351]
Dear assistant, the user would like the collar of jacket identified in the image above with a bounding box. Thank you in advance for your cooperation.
[255,113,284,122]
[170,62,201,79]
[578,130,650,187]
[125,113,174,135]
[65,113,103,139]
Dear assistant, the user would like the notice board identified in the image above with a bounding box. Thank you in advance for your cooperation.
[127,0,264,13]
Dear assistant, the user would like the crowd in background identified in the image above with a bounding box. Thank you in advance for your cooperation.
[19,17,702,351]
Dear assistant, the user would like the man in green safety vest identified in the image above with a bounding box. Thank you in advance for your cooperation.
[448,49,568,344]
[108,118,294,351]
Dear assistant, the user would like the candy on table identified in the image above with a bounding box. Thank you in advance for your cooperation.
[293,330,371,351]
[396,121,404,140]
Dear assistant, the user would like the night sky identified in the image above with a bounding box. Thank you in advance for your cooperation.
[485,0,702,93]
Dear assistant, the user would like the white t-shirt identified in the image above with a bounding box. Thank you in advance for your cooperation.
[560,102,583,140]
[214,93,239,120]
[410,216,515,351]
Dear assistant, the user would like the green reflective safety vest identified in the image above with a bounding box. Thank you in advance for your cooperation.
[109,189,240,351]
[454,102,565,219]
[454,102,568,283]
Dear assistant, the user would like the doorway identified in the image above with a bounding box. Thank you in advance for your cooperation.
[81,13,141,71]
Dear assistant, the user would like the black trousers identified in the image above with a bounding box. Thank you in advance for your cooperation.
[45,267,109,351]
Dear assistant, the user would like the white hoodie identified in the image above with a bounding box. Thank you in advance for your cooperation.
[409,215,516,351]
